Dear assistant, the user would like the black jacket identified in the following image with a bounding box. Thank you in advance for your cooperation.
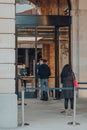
[61,72,74,98]
[38,64,51,79]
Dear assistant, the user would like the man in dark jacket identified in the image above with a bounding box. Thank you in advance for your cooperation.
[38,59,51,100]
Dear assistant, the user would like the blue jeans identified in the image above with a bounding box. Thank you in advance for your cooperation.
[40,79,48,98]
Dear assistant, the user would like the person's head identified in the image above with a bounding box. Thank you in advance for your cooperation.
[39,59,43,65]
[22,64,26,69]
[61,64,72,77]
[63,64,72,72]
[37,60,39,64]
[43,59,47,64]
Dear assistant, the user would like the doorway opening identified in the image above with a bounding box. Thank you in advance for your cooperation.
[16,14,71,99]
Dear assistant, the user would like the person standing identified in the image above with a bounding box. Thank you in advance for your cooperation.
[35,59,43,97]
[38,59,51,100]
[36,59,43,88]
[61,64,74,115]
[20,64,27,89]
[18,64,28,105]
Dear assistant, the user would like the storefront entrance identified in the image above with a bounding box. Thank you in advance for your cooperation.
[16,14,71,99]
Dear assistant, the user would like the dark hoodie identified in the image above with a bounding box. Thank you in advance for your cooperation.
[38,64,51,79]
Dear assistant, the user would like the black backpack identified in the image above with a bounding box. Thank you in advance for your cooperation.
[42,91,48,101]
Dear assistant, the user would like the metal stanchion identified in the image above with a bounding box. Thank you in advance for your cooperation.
[73,87,77,125]
[21,84,29,126]
[21,85,83,126]
[22,86,24,126]
[68,87,80,125]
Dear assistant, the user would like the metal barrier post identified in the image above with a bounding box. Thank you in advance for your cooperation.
[68,87,80,125]
[22,86,24,126]
[73,87,77,125]
[21,81,29,126]
[20,82,86,126]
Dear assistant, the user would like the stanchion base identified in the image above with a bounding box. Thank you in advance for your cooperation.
[18,123,30,126]
[68,122,80,125]
[24,123,30,126]
[18,103,27,106]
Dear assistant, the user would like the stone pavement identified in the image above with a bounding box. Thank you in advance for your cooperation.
[1,98,87,130]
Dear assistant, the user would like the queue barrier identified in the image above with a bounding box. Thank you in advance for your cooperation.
[21,82,87,126]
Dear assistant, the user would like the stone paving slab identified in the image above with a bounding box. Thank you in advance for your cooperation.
[0,98,87,130]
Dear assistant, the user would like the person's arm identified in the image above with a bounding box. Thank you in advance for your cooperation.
[61,73,64,83]
[49,67,51,76]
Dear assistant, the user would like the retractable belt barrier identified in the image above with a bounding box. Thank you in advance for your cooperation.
[20,81,87,126]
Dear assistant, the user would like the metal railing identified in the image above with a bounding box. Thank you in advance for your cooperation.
[20,81,87,126]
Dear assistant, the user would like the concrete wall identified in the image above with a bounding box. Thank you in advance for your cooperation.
[79,0,87,97]
[71,0,87,97]
[0,0,17,128]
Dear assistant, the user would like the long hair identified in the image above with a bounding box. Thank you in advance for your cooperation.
[61,64,73,78]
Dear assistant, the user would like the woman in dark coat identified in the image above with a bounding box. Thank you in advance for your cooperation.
[61,64,74,115]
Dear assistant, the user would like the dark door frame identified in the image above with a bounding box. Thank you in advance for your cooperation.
[16,14,71,27]
[16,14,71,99]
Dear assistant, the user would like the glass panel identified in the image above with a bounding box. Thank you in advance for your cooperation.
[0,49,15,63]
[0,64,15,78]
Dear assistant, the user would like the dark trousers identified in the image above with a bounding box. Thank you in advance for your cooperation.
[64,98,74,109]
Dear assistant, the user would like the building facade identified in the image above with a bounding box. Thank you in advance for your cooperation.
[0,0,87,128]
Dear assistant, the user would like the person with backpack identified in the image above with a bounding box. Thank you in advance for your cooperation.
[38,59,51,101]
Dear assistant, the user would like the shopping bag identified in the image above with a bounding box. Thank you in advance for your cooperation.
[73,79,79,88]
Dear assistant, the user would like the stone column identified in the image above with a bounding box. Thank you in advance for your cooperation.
[0,0,17,128]
[71,0,87,97]
[78,0,87,97]
[71,0,79,79]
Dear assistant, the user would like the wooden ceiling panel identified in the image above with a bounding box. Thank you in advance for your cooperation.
[16,0,69,15]
[28,0,68,7]
[28,0,58,15]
